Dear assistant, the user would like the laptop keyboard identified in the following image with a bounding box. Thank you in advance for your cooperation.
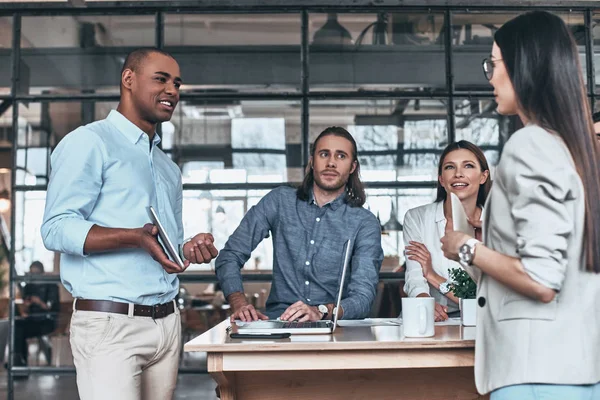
[281,321,330,329]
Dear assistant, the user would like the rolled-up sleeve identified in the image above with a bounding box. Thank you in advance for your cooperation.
[340,216,383,319]
[215,189,279,298]
[502,129,575,291]
[41,128,105,256]
[402,209,430,297]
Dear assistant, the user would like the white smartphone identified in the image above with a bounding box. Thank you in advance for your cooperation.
[147,206,185,269]
[450,192,473,235]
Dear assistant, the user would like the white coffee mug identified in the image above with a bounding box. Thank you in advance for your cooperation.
[401,297,435,337]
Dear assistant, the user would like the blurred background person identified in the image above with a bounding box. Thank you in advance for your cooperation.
[15,261,59,367]
[593,111,600,135]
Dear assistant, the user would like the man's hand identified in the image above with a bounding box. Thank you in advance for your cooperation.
[138,223,190,274]
[30,295,46,307]
[183,233,219,264]
[230,304,269,322]
[279,301,323,322]
[228,292,268,322]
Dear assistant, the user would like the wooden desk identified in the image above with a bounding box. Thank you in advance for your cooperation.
[185,320,488,400]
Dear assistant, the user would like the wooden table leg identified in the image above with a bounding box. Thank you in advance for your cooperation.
[208,353,236,400]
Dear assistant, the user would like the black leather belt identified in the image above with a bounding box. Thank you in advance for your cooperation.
[75,299,175,319]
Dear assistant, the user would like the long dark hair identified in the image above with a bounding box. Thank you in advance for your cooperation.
[296,126,366,207]
[495,11,600,273]
[435,141,491,208]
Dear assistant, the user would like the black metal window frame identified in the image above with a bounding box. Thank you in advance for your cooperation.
[2,3,597,399]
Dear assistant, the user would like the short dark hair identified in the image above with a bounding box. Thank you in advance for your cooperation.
[296,126,366,207]
[121,47,175,75]
[593,111,600,124]
[435,140,491,208]
[29,261,44,273]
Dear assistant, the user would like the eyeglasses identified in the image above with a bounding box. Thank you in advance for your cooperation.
[482,58,503,81]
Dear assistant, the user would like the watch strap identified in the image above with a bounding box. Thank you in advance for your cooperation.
[465,238,481,249]
[439,281,451,295]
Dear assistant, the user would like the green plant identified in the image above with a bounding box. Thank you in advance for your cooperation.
[449,268,477,299]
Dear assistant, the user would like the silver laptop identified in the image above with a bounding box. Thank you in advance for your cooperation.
[235,239,351,335]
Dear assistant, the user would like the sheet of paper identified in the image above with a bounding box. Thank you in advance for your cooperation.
[433,317,462,326]
[337,318,401,327]
[338,317,463,328]
[451,192,473,235]
[396,317,462,326]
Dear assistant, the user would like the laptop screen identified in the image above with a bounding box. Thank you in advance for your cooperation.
[332,239,351,331]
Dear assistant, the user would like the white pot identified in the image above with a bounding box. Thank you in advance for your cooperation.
[460,298,477,327]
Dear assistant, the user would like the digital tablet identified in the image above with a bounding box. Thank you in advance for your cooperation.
[147,206,185,269]
[450,192,473,235]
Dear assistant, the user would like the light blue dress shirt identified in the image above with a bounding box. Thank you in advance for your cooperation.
[41,110,183,305]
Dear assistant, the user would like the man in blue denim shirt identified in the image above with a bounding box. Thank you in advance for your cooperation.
[216,127,384,322]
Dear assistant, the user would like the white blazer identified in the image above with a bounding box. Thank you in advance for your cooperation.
[403,201,468,313]
[476,124,600,394]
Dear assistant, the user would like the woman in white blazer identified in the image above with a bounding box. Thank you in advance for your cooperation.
[403,141,491,321]
[441,11,600,400]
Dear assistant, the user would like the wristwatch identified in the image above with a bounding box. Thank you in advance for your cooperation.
[459,238,481,267]
[318,304,329,320]
[439,281,451,295]
[178,236,194,261]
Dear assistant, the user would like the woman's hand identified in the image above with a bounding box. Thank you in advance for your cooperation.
[417,293,448,321]
[468,217,483,241]
[434,302,449,321]
[405,241,434,278]
[440,231,472,261]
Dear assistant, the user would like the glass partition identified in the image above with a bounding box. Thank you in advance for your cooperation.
[309,12,445,92]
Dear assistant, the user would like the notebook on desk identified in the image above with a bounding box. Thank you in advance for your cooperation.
[234,239,351,335]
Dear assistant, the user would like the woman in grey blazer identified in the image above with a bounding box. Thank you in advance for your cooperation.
[441,11,600,400]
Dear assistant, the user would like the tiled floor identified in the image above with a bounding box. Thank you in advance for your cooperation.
[0,373,217,399]
[0,351,218,399]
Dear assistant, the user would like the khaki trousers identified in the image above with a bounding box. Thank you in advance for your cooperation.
[69,300,181,400]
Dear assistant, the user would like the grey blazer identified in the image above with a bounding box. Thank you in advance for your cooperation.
[475,124,600,394]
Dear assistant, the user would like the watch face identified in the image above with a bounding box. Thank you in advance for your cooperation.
[318,304,328,314]
[459,244,472,263]
[439,282,447,294]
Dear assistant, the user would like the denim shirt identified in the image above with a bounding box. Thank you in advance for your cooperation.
[215,186,384,319]
[41,110,183,305]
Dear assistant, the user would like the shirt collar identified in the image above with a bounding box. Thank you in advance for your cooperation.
[435,200,446,223]
[107,110,161,147]
[309,189,347,211]
[435,199,484,223]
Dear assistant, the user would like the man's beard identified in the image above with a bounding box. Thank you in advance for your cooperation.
[313,172,348,193]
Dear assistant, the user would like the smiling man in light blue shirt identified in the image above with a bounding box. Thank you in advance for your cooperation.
[41,48,218,400]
